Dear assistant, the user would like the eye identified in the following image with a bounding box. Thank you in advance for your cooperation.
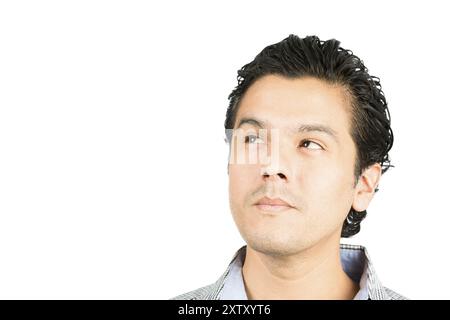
[244,135,264,144]
[299,140,323,150]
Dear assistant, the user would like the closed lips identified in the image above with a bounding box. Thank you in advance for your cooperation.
[255,197,293,207]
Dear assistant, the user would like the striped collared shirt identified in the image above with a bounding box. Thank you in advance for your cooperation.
[171,243,407,300]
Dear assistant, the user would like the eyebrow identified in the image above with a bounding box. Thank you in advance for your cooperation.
[236,117,339,143]
[298,124,339,143]
[236,117,265,129]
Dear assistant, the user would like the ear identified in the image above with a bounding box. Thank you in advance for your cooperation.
[352,163,382,212]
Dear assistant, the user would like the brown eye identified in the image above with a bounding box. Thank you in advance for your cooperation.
[244,135,263,144]
[299,140,323,150]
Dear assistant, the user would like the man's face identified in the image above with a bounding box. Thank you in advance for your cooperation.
[228,75,359,256]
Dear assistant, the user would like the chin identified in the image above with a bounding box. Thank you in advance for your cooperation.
[244,232,311,257]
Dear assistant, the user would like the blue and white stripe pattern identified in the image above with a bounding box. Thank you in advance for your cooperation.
[171,243,407,300]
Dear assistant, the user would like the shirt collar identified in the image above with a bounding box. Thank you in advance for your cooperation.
[214,243,389,300]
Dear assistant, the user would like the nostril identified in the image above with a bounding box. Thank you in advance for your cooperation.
[278,173,287,179]
[263,172,287,179]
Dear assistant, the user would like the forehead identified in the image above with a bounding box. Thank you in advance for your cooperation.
[235,75,352,134]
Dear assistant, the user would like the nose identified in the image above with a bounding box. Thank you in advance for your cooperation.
[261,159,289,182]
[262,170,287,181]
[259,132,291,182]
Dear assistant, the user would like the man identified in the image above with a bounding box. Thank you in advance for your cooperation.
[172,34,407,300]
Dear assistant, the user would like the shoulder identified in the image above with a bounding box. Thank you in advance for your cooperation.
[383,287,409,300]
[169,283,217,300]
[170,246,247,300]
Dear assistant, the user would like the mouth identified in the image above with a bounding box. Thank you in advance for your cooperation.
[254,196,294,213]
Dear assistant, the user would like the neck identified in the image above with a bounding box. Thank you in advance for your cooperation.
[241,232,360,300]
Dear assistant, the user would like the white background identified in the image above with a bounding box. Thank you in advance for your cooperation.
[0,0,448,299]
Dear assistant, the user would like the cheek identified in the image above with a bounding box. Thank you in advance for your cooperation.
[304,164,350,191]
[228,165,259,204]
[300,159,355,212]
[301,149,354,188]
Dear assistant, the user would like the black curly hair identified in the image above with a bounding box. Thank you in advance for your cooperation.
[225,34,394,237]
